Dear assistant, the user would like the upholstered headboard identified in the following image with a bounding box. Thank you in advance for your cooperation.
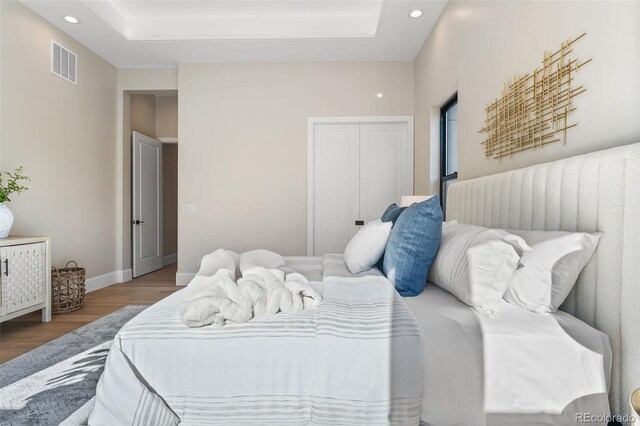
[446,142,639,420]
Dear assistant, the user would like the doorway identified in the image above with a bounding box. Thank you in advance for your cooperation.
[127,93,178,278]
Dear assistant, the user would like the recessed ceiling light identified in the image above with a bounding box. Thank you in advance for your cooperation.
[410,10,423,18]
[64,16,79,24]
[376,93,384,99]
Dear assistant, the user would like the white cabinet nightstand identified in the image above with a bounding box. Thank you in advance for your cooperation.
[0,237,51,323]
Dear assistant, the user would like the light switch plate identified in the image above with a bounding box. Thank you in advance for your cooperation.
[182,204,197,214]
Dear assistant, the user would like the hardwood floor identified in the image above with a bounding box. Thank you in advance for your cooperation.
[0,264,180,363]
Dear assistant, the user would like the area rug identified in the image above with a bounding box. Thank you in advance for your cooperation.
[0,305,147,426]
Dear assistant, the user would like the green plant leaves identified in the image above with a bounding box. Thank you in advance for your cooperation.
[0,166,30,203]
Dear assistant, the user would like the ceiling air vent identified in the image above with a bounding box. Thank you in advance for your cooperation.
[51,41,77,84]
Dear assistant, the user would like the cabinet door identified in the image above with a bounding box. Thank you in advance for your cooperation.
[313,123,360,255]
[0,243,46,316]
[359,123,410,223]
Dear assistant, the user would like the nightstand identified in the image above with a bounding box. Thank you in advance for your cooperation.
[0,236,51,323]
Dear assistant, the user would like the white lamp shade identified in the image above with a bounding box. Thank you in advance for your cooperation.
[400,195,433,207]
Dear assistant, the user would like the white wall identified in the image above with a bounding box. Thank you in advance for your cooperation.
[178,61,414,276]
[0,0,119,280]
[414,0,640,195]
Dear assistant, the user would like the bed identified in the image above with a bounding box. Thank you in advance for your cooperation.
[90,142,639,425]
[90,257,612,426]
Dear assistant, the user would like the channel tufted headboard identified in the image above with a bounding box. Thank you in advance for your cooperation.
[446,142,639,420]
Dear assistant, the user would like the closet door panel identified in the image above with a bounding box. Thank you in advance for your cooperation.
[359,123,408,223]
[313,124,360,255]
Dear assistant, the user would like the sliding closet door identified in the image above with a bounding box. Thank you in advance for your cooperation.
[312,124,360,256]
[359,123,410,223]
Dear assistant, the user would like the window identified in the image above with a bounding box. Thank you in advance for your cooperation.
[440,94,458,216]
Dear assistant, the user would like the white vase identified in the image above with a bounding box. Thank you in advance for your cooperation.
[0,203,14,238]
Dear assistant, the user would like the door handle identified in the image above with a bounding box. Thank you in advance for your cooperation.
[132,220,145,225]
[355,220,364,226]
[3,259,8,276]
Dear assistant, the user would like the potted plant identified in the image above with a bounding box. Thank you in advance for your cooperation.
[0,166,30,238]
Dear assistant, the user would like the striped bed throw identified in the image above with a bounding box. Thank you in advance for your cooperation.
[89,257,422,425]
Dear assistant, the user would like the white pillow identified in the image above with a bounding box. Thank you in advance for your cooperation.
[197,249,237,277]
[503,230,601,314]
[343,220,393,274]
[239,249,285,275]
[428,223,531,317]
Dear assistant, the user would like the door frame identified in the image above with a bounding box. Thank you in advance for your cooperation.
[306,116,414,256]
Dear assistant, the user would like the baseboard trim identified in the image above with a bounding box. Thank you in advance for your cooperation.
[120,269,133,283]
[85,269,133,293]
[176,272,195,286]
[163,253,177,266]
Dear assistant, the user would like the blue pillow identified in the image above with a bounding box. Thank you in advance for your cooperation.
[381,203,406,224]
[376,203,407,270]
[383,197,443,297]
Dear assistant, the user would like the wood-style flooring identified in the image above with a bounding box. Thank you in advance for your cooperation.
[0,264,180,363]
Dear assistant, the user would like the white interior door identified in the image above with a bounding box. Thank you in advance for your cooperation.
[309,118,413,256]
[312,124,360,256]
[359,122,410,223]
[132,131,163,277]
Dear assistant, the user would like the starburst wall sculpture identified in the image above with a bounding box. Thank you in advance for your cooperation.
[480,33,591,160]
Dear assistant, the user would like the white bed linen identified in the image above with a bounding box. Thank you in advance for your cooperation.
[281,256,324,281]
[404,285,612,426]
[323,253,384,279]
[89,273,422,425]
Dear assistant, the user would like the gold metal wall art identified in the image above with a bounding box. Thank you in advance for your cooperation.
[480,33,591,160]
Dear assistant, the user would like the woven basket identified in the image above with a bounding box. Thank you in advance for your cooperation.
[52,261,86,313]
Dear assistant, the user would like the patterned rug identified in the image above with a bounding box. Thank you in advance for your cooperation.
[0,305,147,426]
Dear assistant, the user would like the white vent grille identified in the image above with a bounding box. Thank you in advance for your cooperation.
[51,41,77,84]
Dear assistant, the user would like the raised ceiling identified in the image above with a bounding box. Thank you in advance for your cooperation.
[87,1,385,40]
[20,0,447,68]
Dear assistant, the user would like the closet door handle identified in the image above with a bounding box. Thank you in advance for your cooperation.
[3,259,8,276]
[355,220,364,226]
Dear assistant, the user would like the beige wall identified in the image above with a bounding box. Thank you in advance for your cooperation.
[178,61,413,275]
[163,144,178,257]
[414,0,640,195]
[130,95,156,137]
[156,96,178,138]
[0,0,118,277]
